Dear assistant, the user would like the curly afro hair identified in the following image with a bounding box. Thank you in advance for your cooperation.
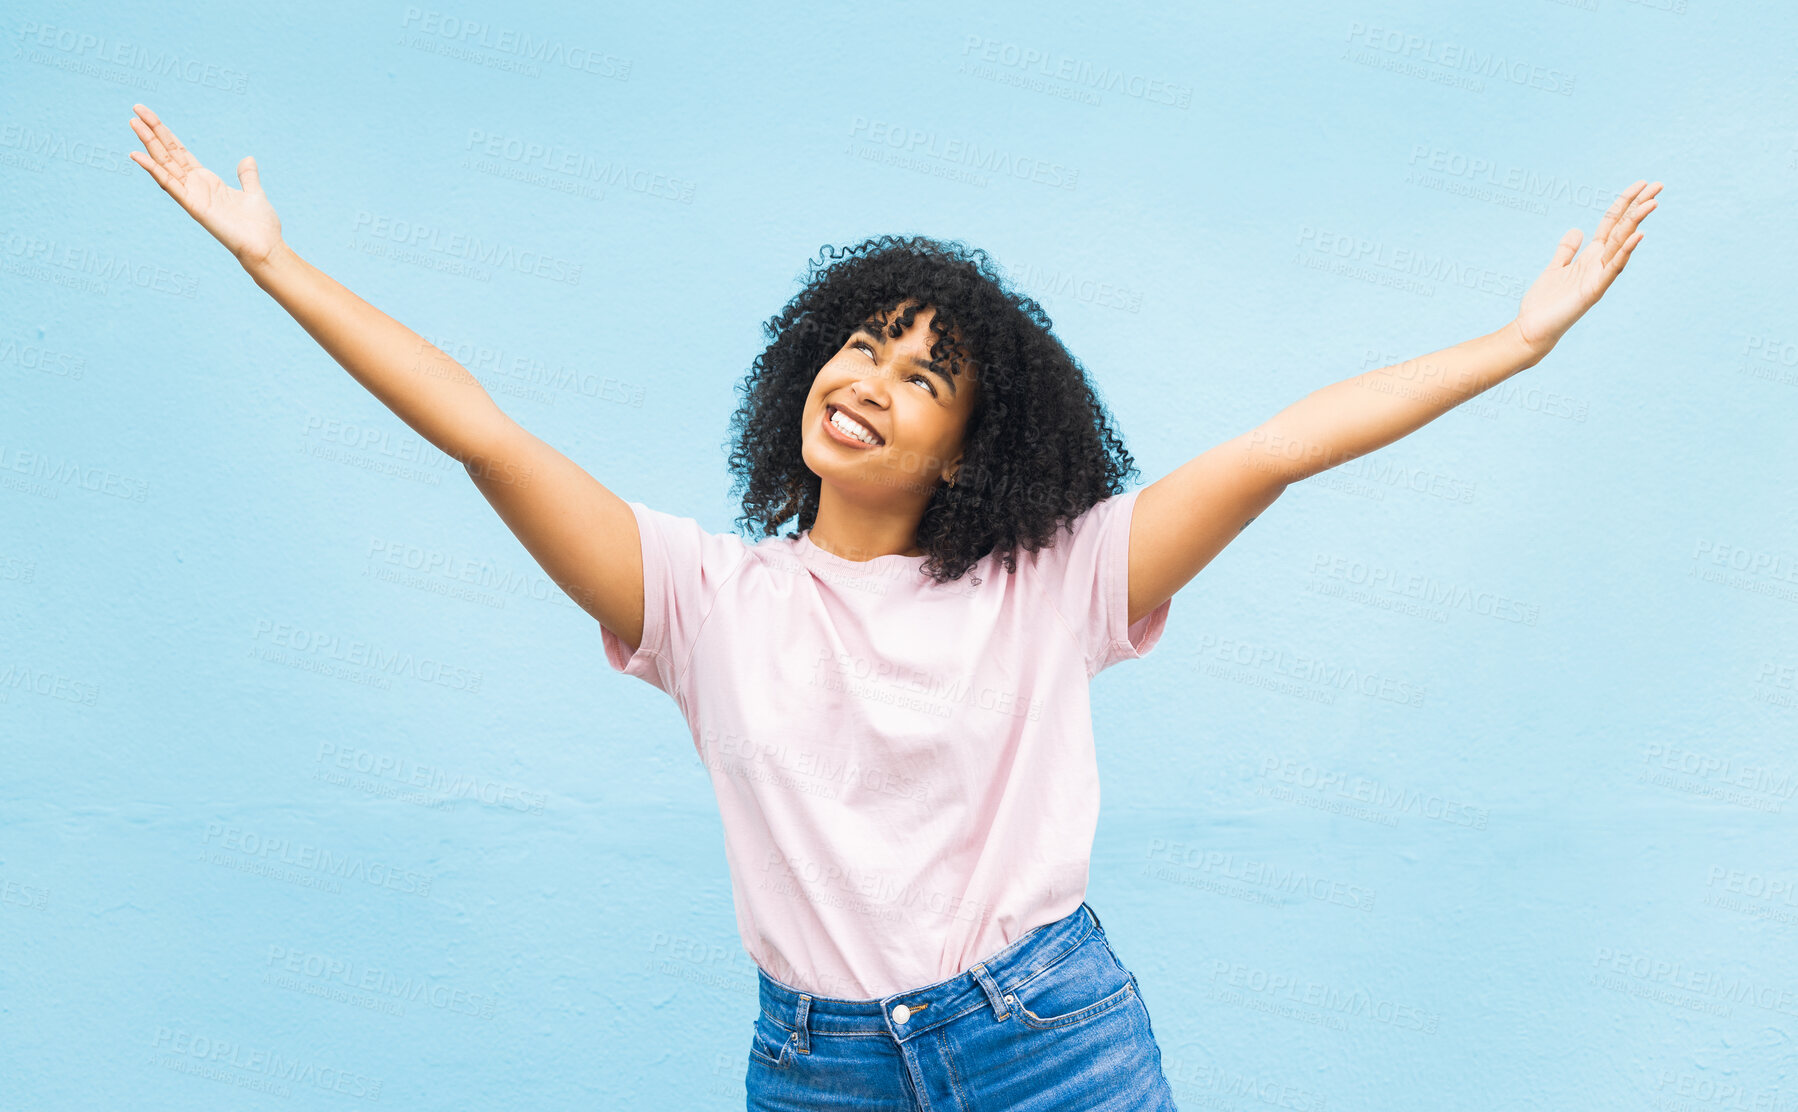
[724,234,1140,586]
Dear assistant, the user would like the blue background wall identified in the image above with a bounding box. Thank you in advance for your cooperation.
[5,0,1794,1107]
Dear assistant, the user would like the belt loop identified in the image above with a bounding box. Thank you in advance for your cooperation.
[793,994,812,1055]
[1084,901,1104,932]
[970,962,1008,1020]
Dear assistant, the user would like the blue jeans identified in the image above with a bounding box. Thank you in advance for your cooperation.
[746,902,1179,1110]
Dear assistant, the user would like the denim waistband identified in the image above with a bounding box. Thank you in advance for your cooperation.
[755,901,1105,1047]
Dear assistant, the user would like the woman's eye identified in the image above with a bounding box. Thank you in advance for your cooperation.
[850,340,935,395]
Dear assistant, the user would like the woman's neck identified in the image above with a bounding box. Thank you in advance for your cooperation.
[808,486,927,561]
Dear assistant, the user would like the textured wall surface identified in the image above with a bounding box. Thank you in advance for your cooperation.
[4,0,1793,1108]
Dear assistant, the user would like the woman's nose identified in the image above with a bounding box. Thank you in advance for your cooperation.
[850,374,892,403]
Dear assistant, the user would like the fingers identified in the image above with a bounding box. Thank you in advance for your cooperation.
[1605,203,1653,264]
[1591,180,1647,244]
[1610,186,1659,244]
[1602,180,1660,266]
[1622,181,1661,232]
[128,148,182,201]
[131,103,200,175]
[237,155,263,196]
[1607,229,1645,274]
[1580,179,1660,271]
[128,115,183,186]
[128,108,184,200]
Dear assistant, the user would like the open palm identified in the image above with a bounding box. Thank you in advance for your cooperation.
[128,103,284,268]
[1515,178,1661,356]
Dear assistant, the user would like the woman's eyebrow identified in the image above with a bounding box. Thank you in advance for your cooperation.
[851,324,959,397]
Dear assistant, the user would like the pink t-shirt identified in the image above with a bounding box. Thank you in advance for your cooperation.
[601,486,1171,999]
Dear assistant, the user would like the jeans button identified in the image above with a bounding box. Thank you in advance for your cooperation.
[891,1003,911,1024]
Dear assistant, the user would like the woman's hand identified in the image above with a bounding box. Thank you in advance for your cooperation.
[1512,178,1662,359]
[128,103,284,270]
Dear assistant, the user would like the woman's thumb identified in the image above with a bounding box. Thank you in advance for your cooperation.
[1549,227,1581,268]
[237,155,263,195]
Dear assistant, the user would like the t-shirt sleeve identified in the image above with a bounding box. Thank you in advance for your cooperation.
[600,501,749,702]
[1020,486,1171,678]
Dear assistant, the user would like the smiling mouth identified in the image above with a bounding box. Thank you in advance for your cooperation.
[825,405,885,446]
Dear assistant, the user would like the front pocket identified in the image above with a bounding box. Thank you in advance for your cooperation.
[748,1012,795,1068]
[1010,979,1135,1030]
[1005,934,1139,1031]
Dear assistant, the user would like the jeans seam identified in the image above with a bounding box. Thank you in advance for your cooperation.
[940,1032,974,1110]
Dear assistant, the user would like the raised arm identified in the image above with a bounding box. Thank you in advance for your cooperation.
[128,103,647,649]
[1127,178,1662,627]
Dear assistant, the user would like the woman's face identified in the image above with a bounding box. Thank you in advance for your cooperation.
[801,301,979,501]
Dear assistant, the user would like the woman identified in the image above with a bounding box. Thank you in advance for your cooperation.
[126,102,1658,1110]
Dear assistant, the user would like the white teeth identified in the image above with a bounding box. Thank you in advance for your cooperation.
[830,408,880,445]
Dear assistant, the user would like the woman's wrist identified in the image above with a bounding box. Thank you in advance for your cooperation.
[240,239,295,284]
[1505,316,1556,368]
